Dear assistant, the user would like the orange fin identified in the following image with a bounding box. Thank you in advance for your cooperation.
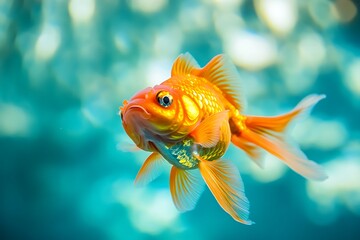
[240,94,327,181]
[196,54,246,112]
[196,156,253,224]
[171,52,200,76]
[245,94,326,134]
[169,167,205,212]
[134,152,167,186]
[190,110,229,148]
[231,135,264,168]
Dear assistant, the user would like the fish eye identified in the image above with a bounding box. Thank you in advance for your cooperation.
[156,91,173,108]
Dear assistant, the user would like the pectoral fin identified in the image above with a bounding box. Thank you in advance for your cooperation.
[135,152,167,186]
[170,166,205,212]
[196,155,253,224]
[190,110,229,148]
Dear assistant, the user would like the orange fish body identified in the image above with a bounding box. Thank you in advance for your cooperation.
[120,53,327,224]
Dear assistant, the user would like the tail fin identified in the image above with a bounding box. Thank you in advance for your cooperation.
[233,94,328,181]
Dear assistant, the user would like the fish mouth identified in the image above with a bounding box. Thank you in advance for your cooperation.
[126,104,151,119]
[121,104,151,149]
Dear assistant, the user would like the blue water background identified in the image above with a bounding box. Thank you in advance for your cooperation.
[1,0,360,239]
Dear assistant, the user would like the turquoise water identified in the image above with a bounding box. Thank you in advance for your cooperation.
[1,0,360,239]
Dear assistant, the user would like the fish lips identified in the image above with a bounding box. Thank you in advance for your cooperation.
[126,105,151,120]
[121,98,151,121]
[121,102,152,148]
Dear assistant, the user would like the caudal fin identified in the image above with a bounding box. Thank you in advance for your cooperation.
[233,94,328,181]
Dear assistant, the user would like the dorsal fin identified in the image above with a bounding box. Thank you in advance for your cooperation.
[171,52,200,76]
[197,55,246,112]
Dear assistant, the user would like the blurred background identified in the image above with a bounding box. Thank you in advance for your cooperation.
[1,0,360,239]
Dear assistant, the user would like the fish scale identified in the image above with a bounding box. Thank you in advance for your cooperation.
[160,137,229,169]
[164,74,227,116]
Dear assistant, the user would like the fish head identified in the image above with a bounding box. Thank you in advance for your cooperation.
[120,85,197,151]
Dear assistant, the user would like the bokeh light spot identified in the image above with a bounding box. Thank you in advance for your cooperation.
[68,0,96,24]
[35,25,61,60]
[345,59,360,96]
[255,0,298,36]
[249,154,287,182]
[224,31,277,71]
[293,117,348,150]
[308,0,337,29]
[0,103,32,137]
[332,0,357,23]
[307,156,360,221]
[115,180,180,234]
[298,32,326,69]
[130,0,168,14]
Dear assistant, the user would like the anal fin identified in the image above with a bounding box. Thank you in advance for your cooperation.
[170,167,205,212]
[195,155,253,224]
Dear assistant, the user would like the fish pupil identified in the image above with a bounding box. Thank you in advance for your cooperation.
[163,96,170,104]
[157,91,173,107]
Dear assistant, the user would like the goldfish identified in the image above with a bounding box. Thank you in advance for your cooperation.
[119,53,327,224]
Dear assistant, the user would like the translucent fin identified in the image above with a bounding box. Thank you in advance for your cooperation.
[190,110,229,148]
[221,114,232,146]
[245,94,326,134]
[117,141,141,152]
[171,52,200,76]
[196,156,253,224]
[240,94,328,181]
[241,130,327,181]
[231,135,264,168]
[169,167,205,212]
[134,152,167,186]
[197,54,246,112]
